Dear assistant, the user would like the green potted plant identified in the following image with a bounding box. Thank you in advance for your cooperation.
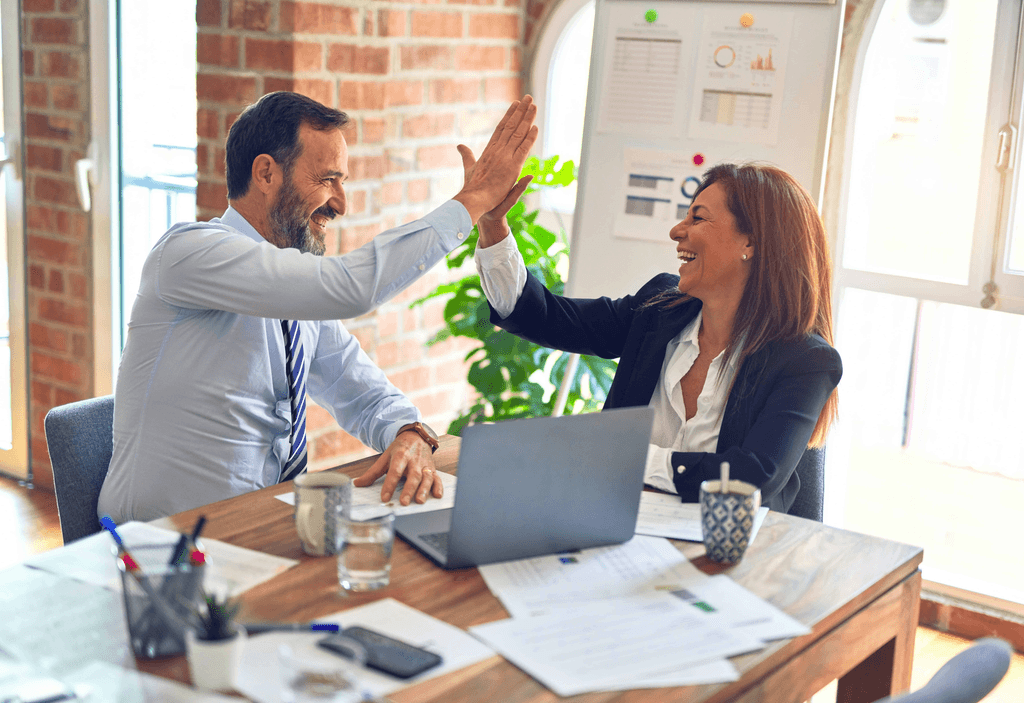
[416,156,618,434]
[185,590,245,692]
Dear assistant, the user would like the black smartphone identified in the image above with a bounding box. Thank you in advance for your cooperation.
[317,627,443,679]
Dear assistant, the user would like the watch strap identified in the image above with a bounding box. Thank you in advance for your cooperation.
[398,422,439,453]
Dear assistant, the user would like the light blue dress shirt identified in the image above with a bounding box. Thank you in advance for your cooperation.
[98,201,471,522]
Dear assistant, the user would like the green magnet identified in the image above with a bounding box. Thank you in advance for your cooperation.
[645,9,658,23]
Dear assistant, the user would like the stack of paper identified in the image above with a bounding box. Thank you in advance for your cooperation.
[472,535,809,696]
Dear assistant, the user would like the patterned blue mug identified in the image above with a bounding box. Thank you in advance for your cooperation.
[699,479,761,565]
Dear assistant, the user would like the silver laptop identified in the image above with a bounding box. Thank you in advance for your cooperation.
[394,406,654,569]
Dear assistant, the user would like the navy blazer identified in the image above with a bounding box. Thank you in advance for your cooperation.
[491,272,843,513]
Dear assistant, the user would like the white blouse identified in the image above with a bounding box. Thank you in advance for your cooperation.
[475,236,741,494]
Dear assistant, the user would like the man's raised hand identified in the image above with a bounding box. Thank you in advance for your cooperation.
[453,96,539,224]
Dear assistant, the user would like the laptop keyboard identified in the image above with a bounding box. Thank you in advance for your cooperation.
[420,531,450,556]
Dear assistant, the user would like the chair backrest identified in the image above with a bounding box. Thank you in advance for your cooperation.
[874,638,1013,703]
[789,447,825,522]
[44,395,115,544]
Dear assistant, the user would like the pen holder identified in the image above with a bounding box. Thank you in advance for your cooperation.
[117,543,205,659]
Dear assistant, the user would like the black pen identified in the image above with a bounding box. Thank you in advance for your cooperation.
[189,515,207,545]
[168,533,189,566]
[245,622,341,635]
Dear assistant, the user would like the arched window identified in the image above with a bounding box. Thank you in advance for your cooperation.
[531,0,594,214]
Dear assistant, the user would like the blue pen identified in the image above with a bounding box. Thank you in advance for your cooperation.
[100,515,196,631]
[245,622,341,635]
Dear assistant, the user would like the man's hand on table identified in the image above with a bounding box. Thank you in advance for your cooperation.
[352,431,444,505]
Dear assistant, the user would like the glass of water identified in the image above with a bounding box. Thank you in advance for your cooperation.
[278,640,366,703]
[337,508,395,592]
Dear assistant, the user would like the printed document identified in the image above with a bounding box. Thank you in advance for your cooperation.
[470,595,761,697]
[635,492,769,542]
[24,521,296,597]
[478,535,708,617]
[0,564,133,673]
[680,575,810,642]
[275,471,456,519]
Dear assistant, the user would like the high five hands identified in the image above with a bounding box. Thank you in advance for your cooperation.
[354,98,539,505]
[453,96,539,226]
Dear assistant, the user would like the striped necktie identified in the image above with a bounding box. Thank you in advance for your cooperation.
[280,319,308,482]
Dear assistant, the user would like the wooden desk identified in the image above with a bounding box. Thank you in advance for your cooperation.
[150,436,923,703]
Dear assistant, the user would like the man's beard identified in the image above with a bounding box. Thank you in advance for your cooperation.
[268,174,335,256]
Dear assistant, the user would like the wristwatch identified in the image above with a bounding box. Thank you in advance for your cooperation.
[398,422,440,453]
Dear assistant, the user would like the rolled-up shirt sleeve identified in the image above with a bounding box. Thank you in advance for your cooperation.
[474,234,528,319]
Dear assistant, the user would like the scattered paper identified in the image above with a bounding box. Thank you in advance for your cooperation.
[0,564,133,674]
[679,575,810,642]
[64,660,238,701]
[24,521,297,597]
[274,471,457,519]
[235,598,496,703]
[635,493,770,543]
[478,535,708,618]
[470,595,760,697]
[610,658,738,690]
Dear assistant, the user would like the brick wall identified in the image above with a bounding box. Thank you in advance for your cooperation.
[21,0,92,491]
[195,0,533,469]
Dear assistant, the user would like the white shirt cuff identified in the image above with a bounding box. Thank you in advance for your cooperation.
[423,200,474,251]
[643,445,679,494]
[474,234,528,319]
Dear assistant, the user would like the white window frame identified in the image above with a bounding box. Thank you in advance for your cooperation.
[993,2,1024,309]
[88,0,120,394]
[530,0,594,158]
[830,0,1024,315]
[824,0,1024,606]
[0,0,29,481]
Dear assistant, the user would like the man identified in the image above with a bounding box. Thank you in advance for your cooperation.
[98,91,537,522]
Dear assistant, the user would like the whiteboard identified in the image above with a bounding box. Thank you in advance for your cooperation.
[566,0,844,299]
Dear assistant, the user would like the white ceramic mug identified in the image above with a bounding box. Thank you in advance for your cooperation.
[293,473,352,556]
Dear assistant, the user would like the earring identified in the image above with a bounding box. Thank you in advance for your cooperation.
[741,254,748,261]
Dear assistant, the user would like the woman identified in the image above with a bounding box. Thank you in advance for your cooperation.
[473,162,841,514]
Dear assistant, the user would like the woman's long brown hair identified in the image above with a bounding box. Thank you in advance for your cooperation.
[653,162,837,446]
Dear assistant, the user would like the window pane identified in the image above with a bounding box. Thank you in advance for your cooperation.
[1008,173,1024,272]
[118,2,197,344]
[843,0,998,284]
[542,0,594,213]
[836,288,1024,604]
[0,11,11,451]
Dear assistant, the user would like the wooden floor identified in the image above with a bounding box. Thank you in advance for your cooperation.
[3,475,1021,700]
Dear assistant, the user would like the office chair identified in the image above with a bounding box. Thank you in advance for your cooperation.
[44,395,115,544]
[789,447,825,522]
[872,637,1013,703]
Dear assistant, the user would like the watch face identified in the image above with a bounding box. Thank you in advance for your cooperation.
[421,423,439,441]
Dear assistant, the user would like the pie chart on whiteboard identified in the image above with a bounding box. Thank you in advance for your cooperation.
[714,45,735,68]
